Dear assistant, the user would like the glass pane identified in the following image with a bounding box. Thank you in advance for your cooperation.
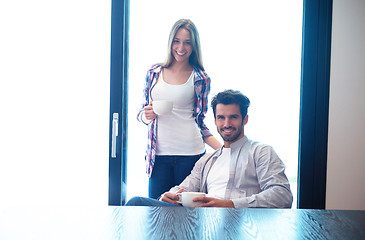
[128,0,302,208]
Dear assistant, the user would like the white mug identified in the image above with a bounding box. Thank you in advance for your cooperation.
[178,192,206,207]
[152,100,173,115]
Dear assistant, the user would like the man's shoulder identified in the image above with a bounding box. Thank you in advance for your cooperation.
[239,138,275,157]
[243,139,280,163]
[200,150,219,160]
[241,136,271,147]
[248,140,271,149]
[233,136,266,149]
[196,149,220,165]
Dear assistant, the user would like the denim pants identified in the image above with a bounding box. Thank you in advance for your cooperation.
[125,196,182,207]
[149,153,204,199]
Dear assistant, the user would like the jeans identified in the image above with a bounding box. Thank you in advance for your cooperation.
[125,196,182,207]
[149,153,204,199]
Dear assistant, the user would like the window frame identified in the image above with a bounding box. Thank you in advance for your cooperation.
[108,0,333,208]
[108,0,129,206]
[298,0,332,209]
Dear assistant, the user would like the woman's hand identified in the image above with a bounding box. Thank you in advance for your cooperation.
[144,102,157,121]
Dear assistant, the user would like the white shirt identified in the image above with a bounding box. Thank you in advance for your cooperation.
[151,71,205,155]
[206,147,230,199]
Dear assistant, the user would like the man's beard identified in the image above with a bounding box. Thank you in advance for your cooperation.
[218,125,244,143]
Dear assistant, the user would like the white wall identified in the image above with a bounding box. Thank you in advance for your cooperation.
[326,0,365,210]
[0,0,111,207]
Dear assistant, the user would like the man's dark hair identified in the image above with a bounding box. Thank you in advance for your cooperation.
[211,89,251,118]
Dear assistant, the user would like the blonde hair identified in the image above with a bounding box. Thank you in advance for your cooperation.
[162,19,204,70]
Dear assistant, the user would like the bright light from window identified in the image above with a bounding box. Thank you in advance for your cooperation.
[128,0,302,208]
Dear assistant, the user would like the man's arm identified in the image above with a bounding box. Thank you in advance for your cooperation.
[233,145,293,208]
[159,189,184,205]
[159,153,216,205]
[191,197,235,208]
[168,152,216,193]
[161,193,235,208]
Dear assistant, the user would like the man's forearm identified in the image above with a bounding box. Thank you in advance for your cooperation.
[232,186,293,208]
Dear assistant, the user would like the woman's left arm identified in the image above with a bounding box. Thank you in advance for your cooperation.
[204,135,222,150]
[195,70,222,150]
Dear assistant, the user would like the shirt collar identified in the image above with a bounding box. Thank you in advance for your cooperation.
[192,66,204,82]
[152,65,204,82]
[229,135,248,150]
[151,64,162,73]
[214,135,248,157]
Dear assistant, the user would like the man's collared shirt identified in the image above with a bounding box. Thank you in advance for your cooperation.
[170,136,293,208]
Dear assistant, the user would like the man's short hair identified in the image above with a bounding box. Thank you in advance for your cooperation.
[211,89,251,118]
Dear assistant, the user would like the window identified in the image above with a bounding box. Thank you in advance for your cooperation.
[127,0,303,207]
[109,0,332,209]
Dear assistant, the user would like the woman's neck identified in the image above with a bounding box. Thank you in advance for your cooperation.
[168,61,193,72]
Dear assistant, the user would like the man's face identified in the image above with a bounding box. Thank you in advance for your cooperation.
[214,103,248,147]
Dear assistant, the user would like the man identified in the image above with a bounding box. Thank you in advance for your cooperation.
[126,89,293,208]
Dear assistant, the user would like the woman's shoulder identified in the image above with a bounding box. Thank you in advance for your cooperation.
[193,65,210,81]
[147,64,163,72]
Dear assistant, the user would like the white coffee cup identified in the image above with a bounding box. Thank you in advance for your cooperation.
[152,100,173,115]
[178,192,206,207]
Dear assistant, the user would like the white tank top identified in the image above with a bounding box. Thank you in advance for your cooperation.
[151,70,205,155]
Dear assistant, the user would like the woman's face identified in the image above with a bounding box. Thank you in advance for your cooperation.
[171,28,193,64]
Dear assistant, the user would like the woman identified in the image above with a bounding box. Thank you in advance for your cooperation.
[137,19,222,199]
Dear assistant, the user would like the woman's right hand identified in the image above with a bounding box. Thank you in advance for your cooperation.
[144,102,157,121]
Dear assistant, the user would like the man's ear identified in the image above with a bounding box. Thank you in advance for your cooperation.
[243,115,249,125]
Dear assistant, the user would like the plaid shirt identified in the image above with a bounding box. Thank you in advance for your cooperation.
[137,64,213,177]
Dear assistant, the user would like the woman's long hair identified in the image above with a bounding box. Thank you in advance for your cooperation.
[161,19,204,71]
